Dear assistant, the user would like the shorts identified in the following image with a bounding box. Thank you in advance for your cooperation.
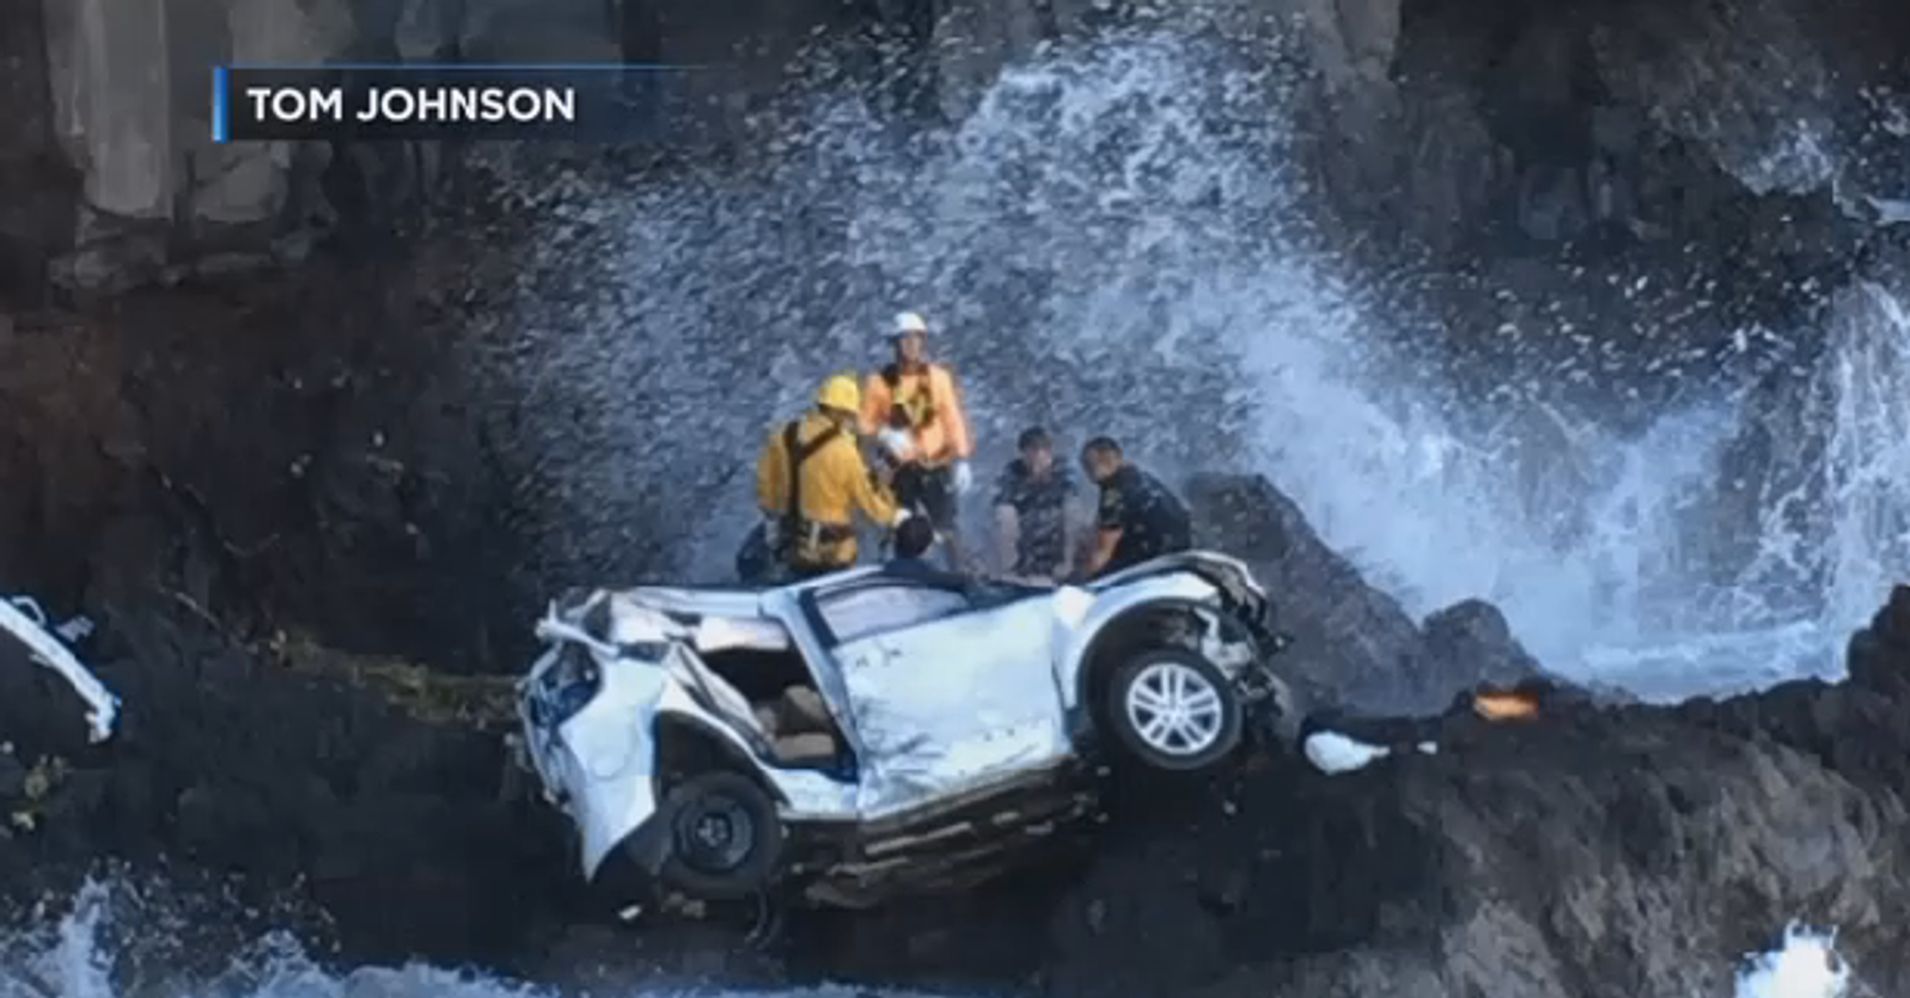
[893,464,958,530]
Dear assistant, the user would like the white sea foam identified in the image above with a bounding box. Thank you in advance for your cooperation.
[1735,924,1851,998]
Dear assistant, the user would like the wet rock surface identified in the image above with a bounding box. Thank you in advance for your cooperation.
[758,590,1910,997]
[0,603,577,966]
[0,261,532,671]
[1186,472,1553,713]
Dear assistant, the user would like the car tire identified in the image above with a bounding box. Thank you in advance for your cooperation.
[658,770,785,901]
[1104,648,1244,772]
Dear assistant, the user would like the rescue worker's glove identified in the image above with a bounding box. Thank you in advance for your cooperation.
[892,508,915,528]
[952,461,974,495]
[876,428,915,464]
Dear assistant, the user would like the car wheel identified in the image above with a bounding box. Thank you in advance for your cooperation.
[658,771,785,900]
[1104,649,1243,771]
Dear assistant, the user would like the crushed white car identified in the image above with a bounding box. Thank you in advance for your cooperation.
[1,595,118,743]
[515,552,1298,907]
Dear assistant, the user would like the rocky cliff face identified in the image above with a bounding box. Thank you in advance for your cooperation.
[0,258,522,671]
[1,0,865,299]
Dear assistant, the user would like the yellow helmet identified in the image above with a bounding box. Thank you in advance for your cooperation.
[815,373,861,413]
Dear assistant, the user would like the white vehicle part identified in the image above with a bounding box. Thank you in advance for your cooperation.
[540,641,856,875]
[550,648,666,877]
[674,644,760,725]
[516,645,565,793]
[2,596,118,743]
[534,605,620,655]
[529,602,675,876]
[652,678,855,820]
[604,594,684,644]
[595,589,794,656]
[836,597,1071,817]
[1054,572,1224,713]
[1196,610,1257,671]
[1050,586,1094,630]
[1088,551,1265,599]
[761,590,866,759]
[691,614,791,653]
[617,587,765,620]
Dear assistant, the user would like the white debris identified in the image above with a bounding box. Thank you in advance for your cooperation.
[1736,923,1849,998]
[55,616,94,643]
[1303,730,1391,775]
[1,596,120,743]
[1301,730,1440,775]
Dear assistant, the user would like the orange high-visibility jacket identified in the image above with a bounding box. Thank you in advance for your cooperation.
[858,362,973,467]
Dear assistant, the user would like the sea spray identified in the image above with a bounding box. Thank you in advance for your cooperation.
[483,23,1910,702]
[1735,923,1851,998]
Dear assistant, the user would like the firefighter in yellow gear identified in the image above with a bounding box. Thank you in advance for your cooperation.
[755,374,908,577]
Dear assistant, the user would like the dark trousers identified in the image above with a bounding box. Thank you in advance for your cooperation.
[893,464,958,530]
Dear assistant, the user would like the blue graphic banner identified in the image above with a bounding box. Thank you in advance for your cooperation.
[215,64,697,142]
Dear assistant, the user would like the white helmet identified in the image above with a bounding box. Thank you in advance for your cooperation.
[892,311,929,338]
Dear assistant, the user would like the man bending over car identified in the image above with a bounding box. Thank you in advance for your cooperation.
[1074,436,1192,580]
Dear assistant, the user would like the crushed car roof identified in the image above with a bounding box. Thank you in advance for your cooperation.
[621,566,890,612]
[596,587,799,653]
[617,586,772,619]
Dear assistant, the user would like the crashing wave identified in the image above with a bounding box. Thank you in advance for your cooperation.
[1735,924,1851,998]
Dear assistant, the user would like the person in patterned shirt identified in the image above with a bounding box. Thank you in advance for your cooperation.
[991,426,1082,581]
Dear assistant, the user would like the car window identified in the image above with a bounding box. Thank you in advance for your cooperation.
[818,584,970,644]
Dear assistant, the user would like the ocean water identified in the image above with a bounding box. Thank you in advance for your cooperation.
[0,879,1856,996]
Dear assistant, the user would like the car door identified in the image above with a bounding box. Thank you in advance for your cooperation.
[815,579,1070,817]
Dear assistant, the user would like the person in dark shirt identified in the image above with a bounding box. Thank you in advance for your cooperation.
[1075,436,1192,579]
[991,426,1081,581]
[884,512,977,590]
[888,513,938,570]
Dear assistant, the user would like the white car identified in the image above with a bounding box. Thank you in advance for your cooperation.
[514,552,1297,907]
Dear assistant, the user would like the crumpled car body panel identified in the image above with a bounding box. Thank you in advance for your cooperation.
[833,593,1072,817]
